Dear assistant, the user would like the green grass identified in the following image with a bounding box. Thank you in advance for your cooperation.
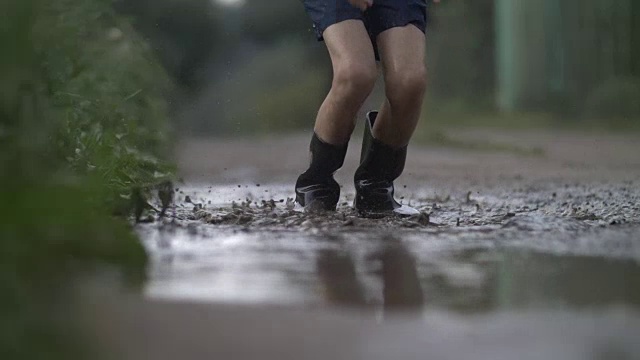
[419,97,640,132]
[1,0,174,359]
[421,129,546,156]
[414,98,639,155]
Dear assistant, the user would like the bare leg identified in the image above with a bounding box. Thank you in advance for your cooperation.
[313,20,378,145]
[295,20,378,211]
[374,25,427,147]
[352,25,426,216]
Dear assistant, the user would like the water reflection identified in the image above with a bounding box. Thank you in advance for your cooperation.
[315,241,640,312]
[420,249,640,312]
[376,242,425,309]
[494,251,640,309]
[144,226,640,312]
[316,249,367,306]
[316,241,425,309]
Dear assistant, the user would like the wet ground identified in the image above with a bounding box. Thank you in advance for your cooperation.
[129,130,640,359]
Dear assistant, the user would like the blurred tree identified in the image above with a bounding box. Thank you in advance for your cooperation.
[115,0,224,90]
[496,0,640,122]
[173,0,332,135]
[427,0,496,106]
[241,0,312,43]
[239,0,329,72]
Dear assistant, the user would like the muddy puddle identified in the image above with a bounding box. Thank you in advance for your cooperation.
[138,182,640,311]
[119,135,640,359]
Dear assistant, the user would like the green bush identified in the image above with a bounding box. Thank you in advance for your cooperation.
[115,0,223,89]
[1,0,173,358]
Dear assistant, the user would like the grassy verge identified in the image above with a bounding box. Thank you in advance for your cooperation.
[419,97,640,131]
[1,0,173,358]
[414,99,640,155]
[420,129,546,156]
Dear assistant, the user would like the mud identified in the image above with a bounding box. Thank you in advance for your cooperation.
[160,180,640,231]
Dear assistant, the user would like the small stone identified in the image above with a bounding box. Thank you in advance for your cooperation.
[342,219,355,226]
[408,212,430,226]
[402,221,419,228]
[285,198,296,210]
[417,212,430,226]
[237,215,253,225]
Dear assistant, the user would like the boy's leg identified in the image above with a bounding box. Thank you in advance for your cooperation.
[374,25,427,147]
[353,24,426,217]
[295,19,378,210]
[314,20,378,145]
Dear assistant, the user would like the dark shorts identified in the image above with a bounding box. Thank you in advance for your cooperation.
[302,0,429,60]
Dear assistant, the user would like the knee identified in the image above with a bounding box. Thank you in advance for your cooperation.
[332,61,377,100]
[385,65,427,103]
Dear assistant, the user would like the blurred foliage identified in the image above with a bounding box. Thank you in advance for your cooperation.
[495,0,640,124]
[107,0,640,137]
[427,0,495,104]
[183,39,328,134]
[583,77,640,127]
[115,0,223,90]
[170,0,330,135]
[240,0,313,43]
[1,0,172,358]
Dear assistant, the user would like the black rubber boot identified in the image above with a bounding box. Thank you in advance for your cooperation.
[295,133,348,212]
[354,111,419,217]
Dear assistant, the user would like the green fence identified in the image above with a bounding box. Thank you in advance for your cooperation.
[496,0,640,117]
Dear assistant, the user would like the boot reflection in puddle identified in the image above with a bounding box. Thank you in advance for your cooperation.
[375,242,425,310]
[316,249,367,307]
[316,241,424,311]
